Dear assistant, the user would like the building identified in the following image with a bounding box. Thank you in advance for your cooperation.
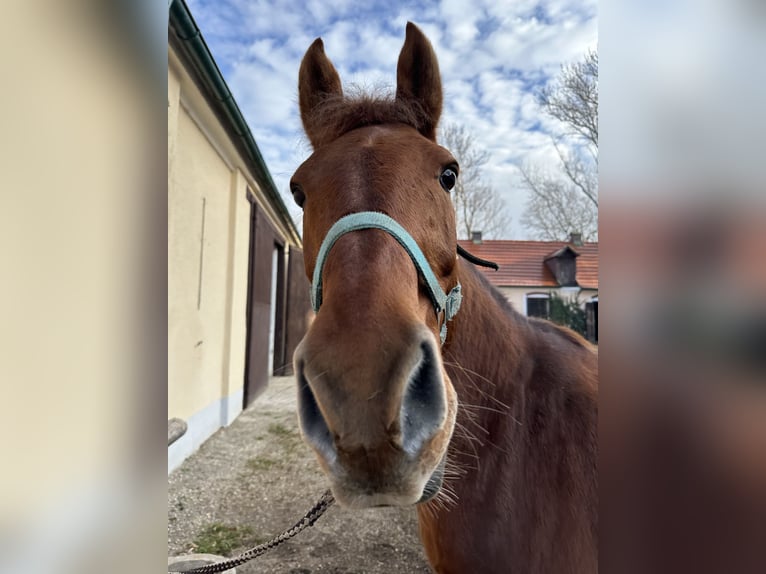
[458,233,599,342]
[168,0,311,472]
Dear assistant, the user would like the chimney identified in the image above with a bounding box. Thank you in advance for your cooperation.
[569,232,583,246]
[471,231,483,244]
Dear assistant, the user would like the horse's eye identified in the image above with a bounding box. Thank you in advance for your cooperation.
[439,167,458,192]
[291,183,305,208]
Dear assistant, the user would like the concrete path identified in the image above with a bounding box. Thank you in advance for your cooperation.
[168,376,432,573]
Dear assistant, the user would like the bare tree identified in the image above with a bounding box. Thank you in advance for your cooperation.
[439,123,511,239]
[521,50,598,240]
[539,50,598,154]
[519,163,597,242]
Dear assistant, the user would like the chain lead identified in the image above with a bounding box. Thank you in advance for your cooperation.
[169,490,335,574]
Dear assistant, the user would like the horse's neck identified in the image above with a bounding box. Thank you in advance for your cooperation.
[444,261,533,415]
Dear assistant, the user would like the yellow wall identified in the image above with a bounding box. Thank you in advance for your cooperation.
[168,104,234,419]
[221,170,252,406]
[168,49,292,426]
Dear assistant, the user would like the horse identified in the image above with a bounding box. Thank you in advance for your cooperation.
[290,23,598,574]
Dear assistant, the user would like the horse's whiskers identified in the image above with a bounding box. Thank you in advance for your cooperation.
[435,484,459,509]
[451,423,483,468]
[460,402,509,416]
[456,408,491,435]
[460,402,523,426]
[443,357,499,389]
[454,419,484,444]
[443,358,514,413]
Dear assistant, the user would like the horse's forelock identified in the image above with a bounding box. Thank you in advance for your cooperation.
[305,92,433,148]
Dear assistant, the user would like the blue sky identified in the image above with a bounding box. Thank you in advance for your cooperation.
[185,0,597,238]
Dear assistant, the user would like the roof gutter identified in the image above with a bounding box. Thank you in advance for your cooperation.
[169,0,301,246]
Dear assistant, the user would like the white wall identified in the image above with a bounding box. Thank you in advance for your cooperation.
[498,286,598,316]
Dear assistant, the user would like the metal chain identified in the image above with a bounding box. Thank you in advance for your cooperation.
[169,490,335,574]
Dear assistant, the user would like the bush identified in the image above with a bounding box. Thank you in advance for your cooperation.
[548,291,587,337]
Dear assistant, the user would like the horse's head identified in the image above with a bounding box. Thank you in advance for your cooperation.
[291,23,461,508]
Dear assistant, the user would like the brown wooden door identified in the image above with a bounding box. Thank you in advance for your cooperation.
[272,244,287,375]
[277,248,312,376]
[243,199,282,408]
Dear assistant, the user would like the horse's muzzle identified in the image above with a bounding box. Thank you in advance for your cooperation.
[294,330,455,508]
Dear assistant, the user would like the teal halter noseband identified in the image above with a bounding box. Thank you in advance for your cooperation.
[311,212,462,345]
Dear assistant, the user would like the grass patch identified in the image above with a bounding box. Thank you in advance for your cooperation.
[192,522,254,555]
[265,421,305,458]
[267,422,294,437]
[246,455,278,472]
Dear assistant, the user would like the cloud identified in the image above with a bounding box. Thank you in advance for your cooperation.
[184,0,597,238]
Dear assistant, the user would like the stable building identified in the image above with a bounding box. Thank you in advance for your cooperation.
[168,0,310,471]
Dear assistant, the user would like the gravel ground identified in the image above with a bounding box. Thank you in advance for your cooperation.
[168,376,432,573]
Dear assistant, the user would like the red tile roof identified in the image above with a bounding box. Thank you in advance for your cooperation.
[457,239,599,289]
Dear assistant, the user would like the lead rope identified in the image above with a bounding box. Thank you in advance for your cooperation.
[169,490,335,574]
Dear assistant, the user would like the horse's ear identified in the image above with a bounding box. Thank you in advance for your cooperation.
[396,22,443,141]
[299,38,343,148]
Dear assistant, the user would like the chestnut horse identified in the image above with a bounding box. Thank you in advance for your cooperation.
[291,23,597,573]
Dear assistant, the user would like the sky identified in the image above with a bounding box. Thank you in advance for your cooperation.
[185,0,597,239]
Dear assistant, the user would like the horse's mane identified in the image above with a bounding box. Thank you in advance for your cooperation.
[307,89,432,145]
[528,316,596,352]
[469,264,519,319]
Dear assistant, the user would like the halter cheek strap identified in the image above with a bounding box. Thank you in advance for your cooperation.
[311,212,462,345]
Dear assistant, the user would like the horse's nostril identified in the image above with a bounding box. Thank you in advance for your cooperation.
[400,340,446,456]
[296,362,337,464]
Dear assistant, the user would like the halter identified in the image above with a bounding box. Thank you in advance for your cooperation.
[311,212,462,345]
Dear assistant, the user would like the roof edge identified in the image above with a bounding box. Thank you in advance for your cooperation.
[169,0,301,246]
[543,245,580,260]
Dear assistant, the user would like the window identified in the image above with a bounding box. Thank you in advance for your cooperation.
[526,293,550,319]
